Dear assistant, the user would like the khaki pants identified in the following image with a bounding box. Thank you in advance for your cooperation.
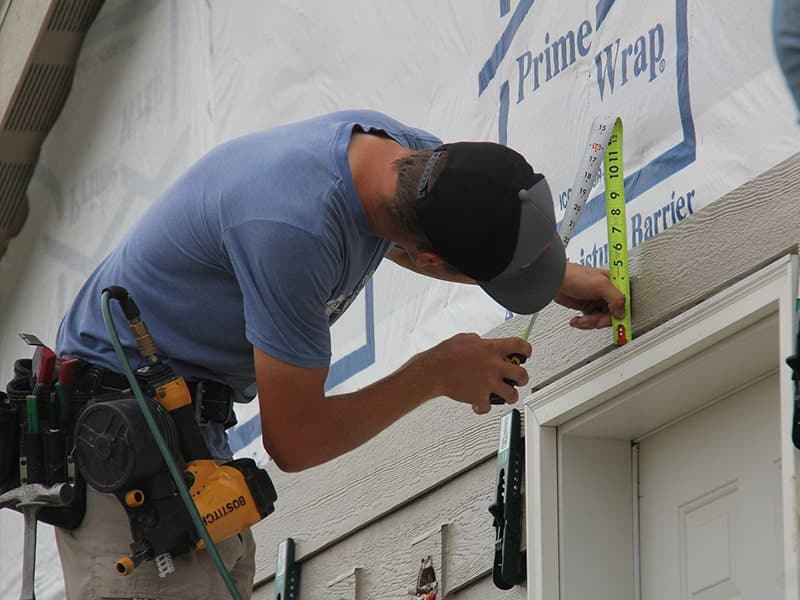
[56,487,256,600]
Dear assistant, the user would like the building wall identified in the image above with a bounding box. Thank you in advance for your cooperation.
[0,1,799,598]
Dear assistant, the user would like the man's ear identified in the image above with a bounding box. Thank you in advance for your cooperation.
[414,250,446,270]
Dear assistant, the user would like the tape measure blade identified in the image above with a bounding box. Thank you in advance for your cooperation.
[559,116,615,247]
[523,116,625,344]
[604,118,632,345]
[523,118,613,342]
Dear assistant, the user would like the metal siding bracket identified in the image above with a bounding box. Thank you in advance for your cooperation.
[489,408,526,589]
[275,538,300,600]
[326,566,361,600]
[410,523,448,598]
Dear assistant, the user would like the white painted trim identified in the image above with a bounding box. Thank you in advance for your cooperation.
[556,435,633,600]
[777,254,799,599]
[632,443,641,600]
[527,254,792,427]
[628,368,779,444]
[522,254,799,600]
[525,410,559,600]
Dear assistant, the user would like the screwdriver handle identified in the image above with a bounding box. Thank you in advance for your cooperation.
[489,353,528,405]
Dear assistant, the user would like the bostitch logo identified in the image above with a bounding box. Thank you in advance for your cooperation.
[478,0,696,240]
[202,495,248,526]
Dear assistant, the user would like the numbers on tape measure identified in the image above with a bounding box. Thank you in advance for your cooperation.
[537,115,631,348]
[603,118,632,346]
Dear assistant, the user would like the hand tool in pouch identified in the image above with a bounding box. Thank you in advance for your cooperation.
[0,483,73,600]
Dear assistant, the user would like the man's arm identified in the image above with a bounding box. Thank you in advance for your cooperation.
[255,332,531,472]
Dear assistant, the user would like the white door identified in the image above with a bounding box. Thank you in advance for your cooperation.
[638,374,784,600]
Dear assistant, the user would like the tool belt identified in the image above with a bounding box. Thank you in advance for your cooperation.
[0,345,238,530]
[74,364,238,429]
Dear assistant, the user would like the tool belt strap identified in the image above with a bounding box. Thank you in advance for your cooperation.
[73,363,237,428]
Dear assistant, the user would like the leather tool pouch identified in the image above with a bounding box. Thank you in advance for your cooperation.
[2,356,88,529]
[0,390,20,493]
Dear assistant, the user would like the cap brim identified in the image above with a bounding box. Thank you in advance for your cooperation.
[479,231,566,314]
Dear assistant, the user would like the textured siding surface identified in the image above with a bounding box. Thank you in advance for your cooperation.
[249,155,800,599]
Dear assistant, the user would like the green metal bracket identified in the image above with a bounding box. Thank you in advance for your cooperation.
[488,408,526,589]
[275,538,300,600]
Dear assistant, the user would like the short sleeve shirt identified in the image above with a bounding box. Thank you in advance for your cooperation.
[55,110,441,397]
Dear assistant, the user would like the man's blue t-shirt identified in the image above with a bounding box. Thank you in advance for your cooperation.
[56,110,440,455]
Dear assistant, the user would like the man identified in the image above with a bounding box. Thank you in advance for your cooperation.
[54,110,625,599]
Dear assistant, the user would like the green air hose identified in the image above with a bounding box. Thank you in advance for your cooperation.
[101,290,243,600]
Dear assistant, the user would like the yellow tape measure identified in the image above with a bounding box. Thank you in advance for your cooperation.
[521,115,632,347]
[603,118,632,345]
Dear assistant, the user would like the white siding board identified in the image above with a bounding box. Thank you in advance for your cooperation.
[252,401,507,578]
[253,458,506,599]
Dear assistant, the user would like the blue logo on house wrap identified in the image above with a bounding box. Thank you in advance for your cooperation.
[479,0,696,237]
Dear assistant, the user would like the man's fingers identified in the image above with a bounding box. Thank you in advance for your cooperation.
[495,337,533,360]
[570,312,612,329]
[500,362,529,388]
[609,290,627,319]
[472,403,491,415]
[601,275,627,319]
[493,380,520,405]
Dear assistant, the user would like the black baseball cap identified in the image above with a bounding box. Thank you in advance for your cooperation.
[415,142,566,314]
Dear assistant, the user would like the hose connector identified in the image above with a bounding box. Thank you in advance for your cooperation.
[102,287,159,363]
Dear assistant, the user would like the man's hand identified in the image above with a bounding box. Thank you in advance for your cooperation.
[554,262,627,329]
[422,333,532,414]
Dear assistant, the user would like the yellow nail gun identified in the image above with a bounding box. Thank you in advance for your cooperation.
[73,286,276,577]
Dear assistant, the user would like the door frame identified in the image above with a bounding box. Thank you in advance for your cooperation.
[523,253,799,600]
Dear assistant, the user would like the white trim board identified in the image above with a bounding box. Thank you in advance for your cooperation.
[523,254,800,600]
